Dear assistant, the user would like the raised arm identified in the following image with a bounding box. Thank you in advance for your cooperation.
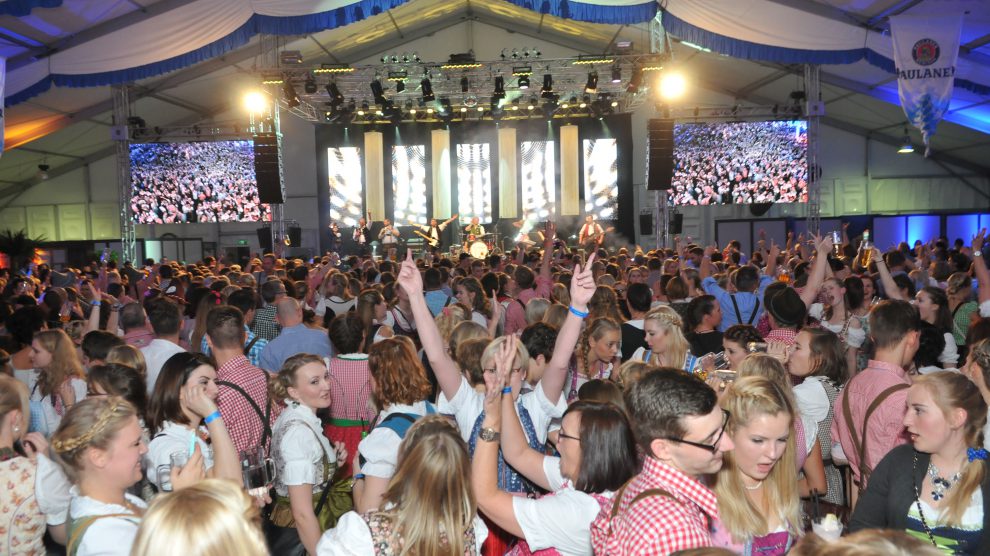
[396,250,462,400]
[700,245,716,280]
[765,240,780,280]
[873,248,904,300]
[540,222,555,281]
[542,253,597,405]
[973,229,990,304]
[800,234,832,308]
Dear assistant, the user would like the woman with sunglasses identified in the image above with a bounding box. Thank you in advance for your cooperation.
[472,340,637,555]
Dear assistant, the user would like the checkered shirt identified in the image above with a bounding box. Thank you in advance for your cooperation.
[327,354,376,423]
[216,355,282,454]
[200,326,269,368]
[596,456,720,555]
[250,305,281,341]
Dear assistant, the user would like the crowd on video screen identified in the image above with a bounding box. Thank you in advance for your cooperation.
[130,141,271,224]
[670,121,808,206]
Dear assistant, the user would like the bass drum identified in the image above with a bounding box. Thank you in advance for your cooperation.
[469,240,489,259]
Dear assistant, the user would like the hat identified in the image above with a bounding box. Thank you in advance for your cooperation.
[766,287,806,328]
[49,270,76,289]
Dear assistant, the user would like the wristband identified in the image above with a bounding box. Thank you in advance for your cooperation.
[203,410,222,425]
[92,300,101,306]
[569,305,589,318]
[353,473,366,480]
[502,386,513,394]
[976,251,983,257]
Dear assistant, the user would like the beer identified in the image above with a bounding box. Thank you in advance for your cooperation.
[859,229,872,267]
[831,231,842,257]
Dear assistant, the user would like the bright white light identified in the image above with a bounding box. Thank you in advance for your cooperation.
[659,72,687,100]
[244,91,268,113]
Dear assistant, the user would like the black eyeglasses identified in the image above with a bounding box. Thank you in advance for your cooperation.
[558,428,581,443]
[662,409,730,453]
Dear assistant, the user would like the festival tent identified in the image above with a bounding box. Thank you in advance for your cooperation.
[0,0,987,211]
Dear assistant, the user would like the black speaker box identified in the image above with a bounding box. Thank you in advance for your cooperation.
[287,226,302,247]
[254,133,284,203]
[256,227,273,252]
[646,119,675,191]
[639,213,653,236]
[669,213,683,234]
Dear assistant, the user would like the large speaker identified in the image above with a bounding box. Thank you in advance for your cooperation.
[646,119,675,191]
[669,213,683,234]
[256,227,273,252]
[639,213,653,236]
[287,226,302,247]
[254,133,284,203]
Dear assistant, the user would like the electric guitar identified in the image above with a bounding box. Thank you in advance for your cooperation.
[412,229,440,247]
[583,226,615,248]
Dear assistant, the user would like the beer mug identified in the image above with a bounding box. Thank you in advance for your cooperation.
[831,231,842,257]
[241,447,276,498]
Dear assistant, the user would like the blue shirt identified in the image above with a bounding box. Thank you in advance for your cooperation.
[258,324,334,372]
[703,275,772,331]
[425,290,454,317]
[200,325,268,368]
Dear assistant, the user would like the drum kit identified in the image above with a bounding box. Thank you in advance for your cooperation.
[464,233,497,258]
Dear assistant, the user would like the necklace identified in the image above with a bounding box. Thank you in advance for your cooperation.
[744,480,764,491]
[912,452,940,548]
[926,461,961,502]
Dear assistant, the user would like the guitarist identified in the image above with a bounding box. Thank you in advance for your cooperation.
[578,214,605,253]
[412,214,458,256]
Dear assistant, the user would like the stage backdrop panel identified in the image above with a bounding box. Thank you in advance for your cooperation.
[456,143,493,225]
[519,140,555,221]
[432,129,452,219]
[947,214,990,244]
[583,138,619,221]
[364,131,385,221]
[391,145,428,225]
[716,221,753,255]
[327,146,364,227]
[560,125,580,216]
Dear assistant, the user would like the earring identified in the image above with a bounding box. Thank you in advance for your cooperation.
[13,424,21,434]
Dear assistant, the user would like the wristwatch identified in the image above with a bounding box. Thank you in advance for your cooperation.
[479,427,500,443]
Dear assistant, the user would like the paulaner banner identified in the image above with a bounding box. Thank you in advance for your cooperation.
[889,14,963,157]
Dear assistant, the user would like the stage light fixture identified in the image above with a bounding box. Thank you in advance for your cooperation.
[659,72,687,100]
[315,63,354,74]
[244,91,268,113]
[304,75,318,94]
[427,108,434,114]
[493,76,506,100]
[898,128,915,154]
[283,81,300,108]
[585,72,598,93]
[358,102,369,116]
[460,106,468,113]
[439,98,452,113]
[370,80,386,104]
[395,80,406,93]
[477,106,484,112]
[511,49,520,59]
[326,82,344,106]
[461,76,470,93]
[421,78,435,101]
[579,95,589,109]
[627,65,643,93]
[611,65,622,83]
[518,75,530,89]
[540,74,554,98]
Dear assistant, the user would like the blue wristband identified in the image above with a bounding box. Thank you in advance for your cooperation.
[203,410,222,425]
[502,386,513,394]
[569,305,589,318]
[92,300,101,306]
[354,473,366,480]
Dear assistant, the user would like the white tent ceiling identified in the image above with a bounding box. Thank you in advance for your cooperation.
[1,0,988,202]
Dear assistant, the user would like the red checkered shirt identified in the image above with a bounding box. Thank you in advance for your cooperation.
[328,354,375,423]
[597,456,720,555]
[216,355,282,454]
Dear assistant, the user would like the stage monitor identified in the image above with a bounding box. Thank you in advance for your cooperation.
[130,140,271,223]
[670,120,808,206]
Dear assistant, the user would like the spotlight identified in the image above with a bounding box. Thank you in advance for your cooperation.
[518,75,530,89]
[402,52,410,63]
[541,74,554,98]
[585,71,598,93]
[357,102,369,116]
[626,65,643,93]
[511,49,520,59]
[421,78,435,102]
[461,76,470,93]
[493,76,506,100]
[37,164,50,180]
[477,106,484,112]
[460,106,468,113]
[395,80,405,93]
[283,80,300,108]
[370,80,386,105]
[611,65,622,83]
[439,98,452,114]
[659,72,687,100]
[326,82,344,107]
[898,127,915,154]
[304,75,317,94]
[412,52,421,62]
[542,98,559,120]
[579,95,589,109]
[244,91,268,113]
[464,95,478,107]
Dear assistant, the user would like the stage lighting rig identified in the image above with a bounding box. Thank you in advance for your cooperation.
[493,76,506,100]
[326,82,344,107]
[585,72,598,93]
[611,65,622,83]
[283,81,300,108]
[627,65,643,93]
[541,74,554,98]
[370,80,386,105]
[304,75,318,94]
[421,78,436,102]
[518,75,530,89]
[461,76,470,92]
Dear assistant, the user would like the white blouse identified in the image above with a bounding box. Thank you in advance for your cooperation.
[511,456,611,556]
[68,487,146,556]
[809,304,866,348]
[272,402,336,496]
[438,376,566,445]
[35,454,72,526]
[145,421,214,489]
[29,377,87,437]
[315,295,356,317]
[316,509,488,556]
[357,401,433,480]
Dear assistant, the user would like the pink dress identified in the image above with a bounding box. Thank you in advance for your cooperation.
[0,455,46,555]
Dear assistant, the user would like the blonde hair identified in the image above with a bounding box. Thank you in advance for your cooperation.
[50,396,138,483]
[435,303,471,343]
[616,360,653,388]
[542,303,568,329]
[946,272,973,297]
[643,305,690,369]
[551,283,570,307]
[480,336,530,376]
[34,329,85,398]
[375,415,476,555]
[106,344,147,378]
[447,320,489,356]
[912,371,988,526]
[0,374,29,436]
[131,479,267,556]
[269,353,326,405]
[737,353,789,385]
[524,298,551,325]
[714,376,800,543]
[578,317,620,380]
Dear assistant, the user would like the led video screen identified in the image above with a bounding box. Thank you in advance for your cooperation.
[130,140,270,223]
[456,143,493,225]
[392,145,428,225]
[520,140,555,220]
[583,138,618,220]
[670,120,808,206]
[327,147,364,227]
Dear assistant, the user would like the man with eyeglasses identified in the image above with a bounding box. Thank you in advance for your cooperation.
[593,368,733,555]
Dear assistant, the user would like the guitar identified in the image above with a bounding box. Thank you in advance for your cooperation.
[583,226,615,248]
[412,229,440,247]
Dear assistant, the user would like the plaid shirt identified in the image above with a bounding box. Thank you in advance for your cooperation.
[597,456,720,555]
[251,305,281,341]
[216,355,281,454]
[327,354,376,423]
[200,326,268,368]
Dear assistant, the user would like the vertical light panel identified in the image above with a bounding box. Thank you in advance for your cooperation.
[327,147,364,227]
[364,131,385,220]
[392,145,428,225]
[582,138,619,220]
[431,129,452,218]
[456,143,493,224]
[520,141,555,220]
[560,125,579,215]
[498,127,518,219]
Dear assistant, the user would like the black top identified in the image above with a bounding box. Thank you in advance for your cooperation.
[687,330,724,357]
[850,444,990,553]
[620,321,647,362]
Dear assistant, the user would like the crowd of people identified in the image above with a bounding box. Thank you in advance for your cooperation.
[671,121,809,206]
[2,222,990,555]
[130,141,271,224]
